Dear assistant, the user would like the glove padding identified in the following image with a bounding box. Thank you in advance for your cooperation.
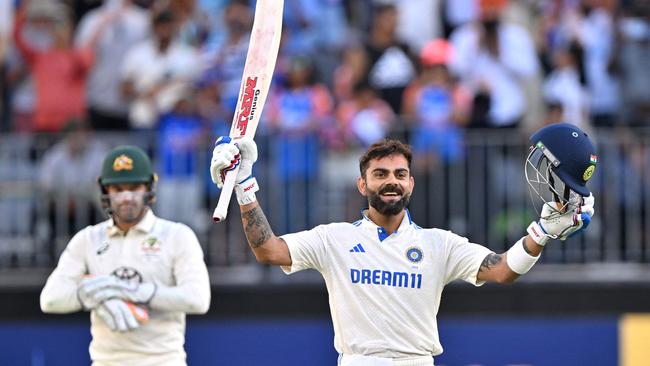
[78,276,156,309]
[540,193,595,240]
[210,136,258,188]
[78,275,127,310]
[96,299,142,332]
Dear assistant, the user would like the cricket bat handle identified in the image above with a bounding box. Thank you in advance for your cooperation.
[212,165,240,222]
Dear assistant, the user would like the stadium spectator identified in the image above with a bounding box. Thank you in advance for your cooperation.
[265,56,334,232]
[334,80,394,149]
[156,90,210,232]
[121,8,202,129]
[332,45,367,103]
[74,0,151,130]
[360,3,417,113]
[201,0,252,114]
[393,0,442,51]
[12,0,104,132]
[288,0,348,86]
[38,119,109,235]
[0,0,14,131]
[615,2,650,126]
[442,0,479,37]
[579,1,621,127]
[402,38,471,169]
[450,0,540,128]
[543,41,590,129]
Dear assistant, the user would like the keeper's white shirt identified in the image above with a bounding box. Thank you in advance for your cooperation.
[40,210,211,366]
[281,210,492,359]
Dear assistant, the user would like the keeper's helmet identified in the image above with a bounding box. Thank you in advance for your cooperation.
[98,145,157,210]
[525,123,597,218]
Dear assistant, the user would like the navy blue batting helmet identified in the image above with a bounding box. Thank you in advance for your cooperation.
[529,123,597,196]
[525,123,597,217]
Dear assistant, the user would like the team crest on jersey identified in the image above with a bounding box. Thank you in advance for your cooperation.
[141,236,161,255]
[113,154,133,171]
[405,246,423,263]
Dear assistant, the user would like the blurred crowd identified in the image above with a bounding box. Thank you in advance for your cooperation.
[0,0,649,229]
[1,0,648,135]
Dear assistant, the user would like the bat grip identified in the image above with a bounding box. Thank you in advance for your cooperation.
[212,165,240,222]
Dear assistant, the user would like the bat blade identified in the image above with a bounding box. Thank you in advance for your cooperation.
[213,0,284,222]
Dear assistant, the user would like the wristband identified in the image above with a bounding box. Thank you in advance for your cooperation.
[235,176,259,205]
[506,237,540,275]
[527,221,549,246]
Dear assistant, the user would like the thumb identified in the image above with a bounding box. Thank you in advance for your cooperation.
[578,212,591,230]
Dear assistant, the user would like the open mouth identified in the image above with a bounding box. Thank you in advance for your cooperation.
[379,188,403,200]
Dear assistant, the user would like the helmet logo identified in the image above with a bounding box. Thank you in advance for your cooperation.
[113,155,134,171]
[583,165,596,181]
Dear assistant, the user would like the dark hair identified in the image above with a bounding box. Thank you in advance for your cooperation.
[373,3,396,17]
[153,9,175,25]
[359,139,412,177]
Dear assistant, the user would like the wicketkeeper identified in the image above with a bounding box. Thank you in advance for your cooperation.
[41,145,210,366]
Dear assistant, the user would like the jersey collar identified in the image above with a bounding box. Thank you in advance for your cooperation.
[358,208,415,242]
[107,209,156,236]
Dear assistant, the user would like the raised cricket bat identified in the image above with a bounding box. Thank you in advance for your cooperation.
[212,0,284,222]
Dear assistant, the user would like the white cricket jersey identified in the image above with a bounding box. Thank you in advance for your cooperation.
[281,210,492,359]
[40,210,210,366]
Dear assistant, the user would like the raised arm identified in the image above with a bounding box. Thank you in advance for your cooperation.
[12,8,37,63]
[240,202,291,266]
[478,194,595,284]
[476,236,542,284]
[210,136,291,266]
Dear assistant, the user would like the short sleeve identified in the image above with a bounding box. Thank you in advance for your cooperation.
[443,231,493,286]
[280,225,328,274]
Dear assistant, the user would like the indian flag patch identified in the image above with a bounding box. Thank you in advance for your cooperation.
[590,154,598,164]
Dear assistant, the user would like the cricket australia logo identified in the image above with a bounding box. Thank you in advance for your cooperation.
[405,246,423,263]
[141,236,161,254]
[235,76,260,135]
[112,155,133,171]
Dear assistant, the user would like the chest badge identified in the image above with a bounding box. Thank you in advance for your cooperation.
[405,246,424,263]
[141,236,161,254]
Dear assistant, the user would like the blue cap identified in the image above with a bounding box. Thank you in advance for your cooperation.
[530,123,597,197]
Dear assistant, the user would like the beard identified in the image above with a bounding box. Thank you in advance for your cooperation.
[108,191,148,223]
[366,184,411,216]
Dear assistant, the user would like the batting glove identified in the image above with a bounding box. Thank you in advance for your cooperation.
[210,137,258,185]
[210,136,259,205]
[96,299,142,332]
[528,193,595,245]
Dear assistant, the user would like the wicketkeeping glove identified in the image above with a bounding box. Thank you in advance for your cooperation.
[528,193,595,245]
[78,276,156,309]
[96,299,143,332]
[78,275,127,310]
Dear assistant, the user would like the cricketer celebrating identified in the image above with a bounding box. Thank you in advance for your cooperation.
[210,123,596,365]
[41,145,210,366]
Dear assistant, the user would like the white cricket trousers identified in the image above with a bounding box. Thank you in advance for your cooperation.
[338,354,434,366]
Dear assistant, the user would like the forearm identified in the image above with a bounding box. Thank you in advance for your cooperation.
[149,281,210,314]
[240,202,289,265]
[478,236,544,284]
[40,277,83,313]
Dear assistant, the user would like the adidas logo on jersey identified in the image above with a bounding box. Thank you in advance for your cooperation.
[349,243,366,253]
